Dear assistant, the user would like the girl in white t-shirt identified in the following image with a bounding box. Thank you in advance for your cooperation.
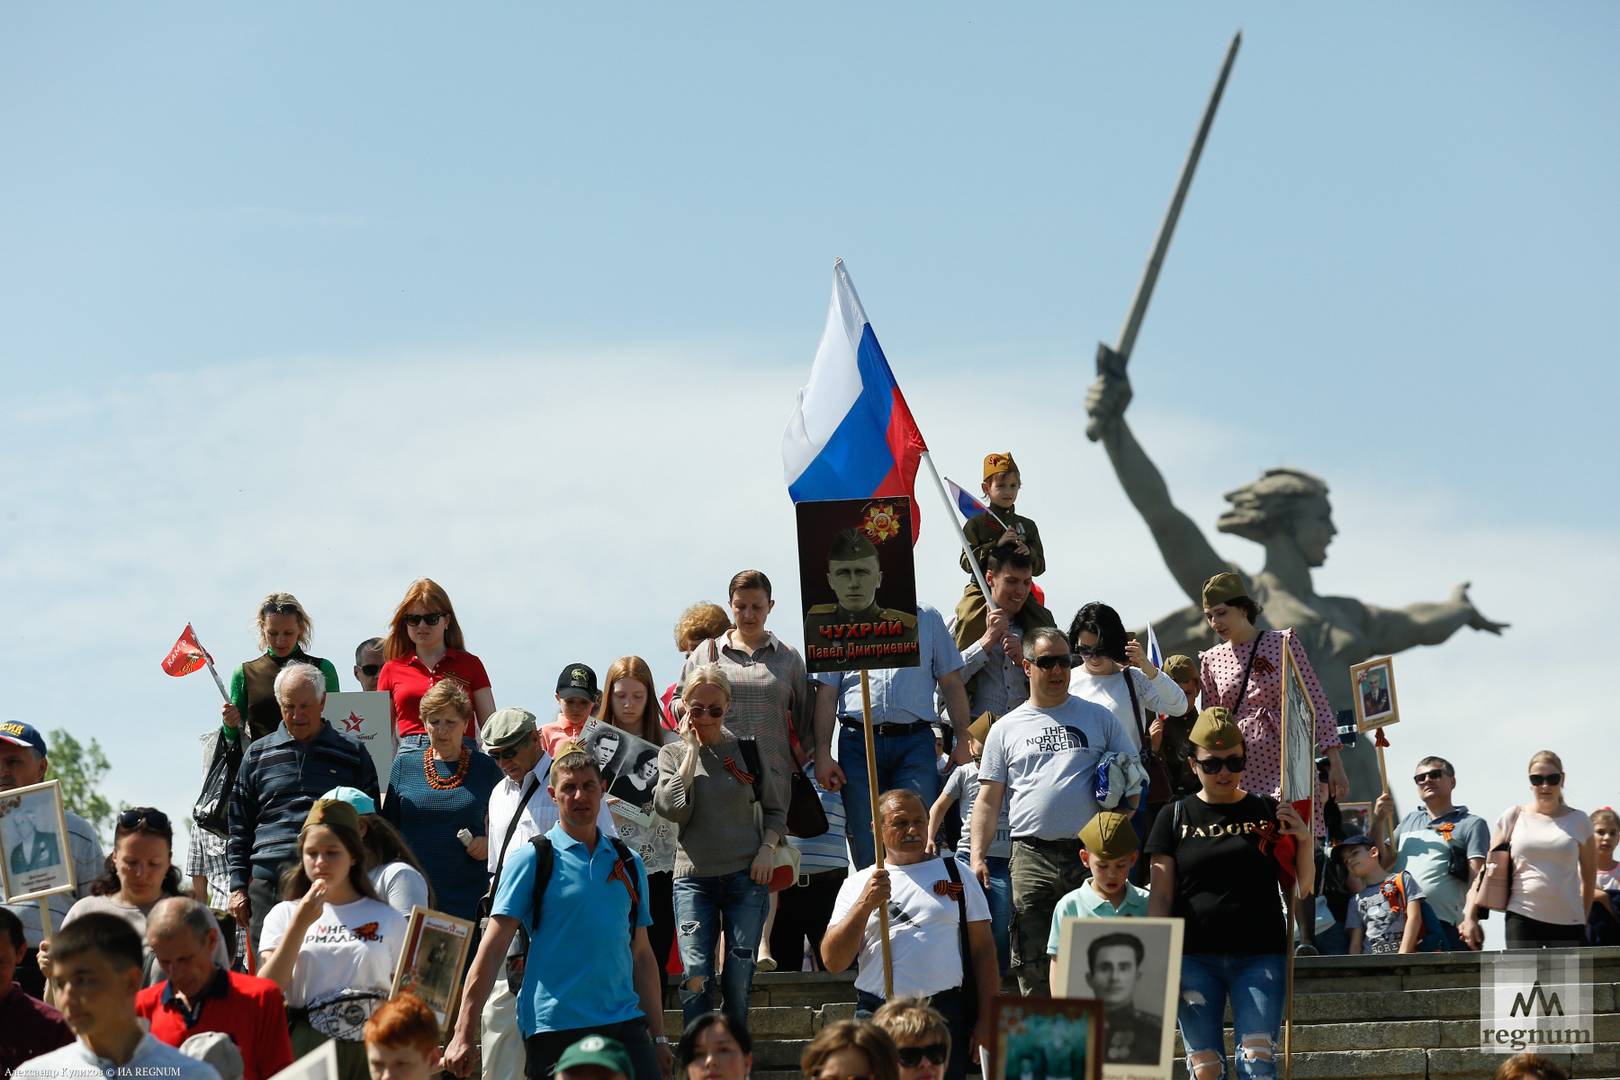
[1488,750,1597,949]
[260,799,407,1080]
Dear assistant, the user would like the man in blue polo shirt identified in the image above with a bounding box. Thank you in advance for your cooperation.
[443,742,671,1080]
[1372,754,1490,950]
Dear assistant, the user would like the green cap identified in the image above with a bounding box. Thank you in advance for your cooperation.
[968,711,995,745]
[302,798,362,836]
[1188,707,1244,752]
[554,1035,633,1079]
[1162,654,1197,684]
[481,707,537,751]
[1078,810,1138,859]
[319,786,376,816]
[1201,571,1247,609]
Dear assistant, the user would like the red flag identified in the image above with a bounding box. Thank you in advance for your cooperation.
[161,624,212,677]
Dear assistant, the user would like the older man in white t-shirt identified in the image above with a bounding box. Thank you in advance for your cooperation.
[824,790,998,1080]
[479,709,617,1080]
[971,628,1138,998]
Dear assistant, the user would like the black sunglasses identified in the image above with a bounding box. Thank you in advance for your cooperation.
[1194,754,1246,775]
[404,613,445,627]
[1414,768,1448,784]
[1031,654,1073,670]
[358,663,382,677]
[118,808,172,833]
[1529,772,1563,787]
[261,602,301,616]
[1073,644,1107,658]
[489,743,528,761]
[686,704,726,719]
[896,1044,948,1068]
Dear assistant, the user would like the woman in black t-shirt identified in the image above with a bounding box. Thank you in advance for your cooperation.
[1146,708,1313,1080]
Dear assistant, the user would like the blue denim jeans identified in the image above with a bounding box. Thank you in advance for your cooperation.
[838,723,941,870]
[1177,953,1286,1079]
[673,871,769,1029]
[957,851,1012,973]
[1417,917,1463,952]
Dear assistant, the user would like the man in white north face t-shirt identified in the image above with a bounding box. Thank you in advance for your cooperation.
[824,790,998,1080]
[972,627,1138,997]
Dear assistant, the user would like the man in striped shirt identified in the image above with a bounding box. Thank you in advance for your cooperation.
[226,663,378,948]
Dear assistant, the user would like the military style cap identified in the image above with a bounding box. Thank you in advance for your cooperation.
[303,798,362,836]
[320,785,376,816]
[1201,571,1247,609]
[481,707,538,750]
[1188,707,1244,751]
[983,452,1019,481]
[1162,654,1197,684]
[555,1035,633,1080]
[827,528,879,562]
[968,711,995,745]
[1078,810,1138,859]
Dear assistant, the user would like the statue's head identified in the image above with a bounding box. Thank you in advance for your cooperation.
[1217,469,1335,567]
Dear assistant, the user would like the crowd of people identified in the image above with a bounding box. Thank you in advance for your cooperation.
[3,455,1614,1080]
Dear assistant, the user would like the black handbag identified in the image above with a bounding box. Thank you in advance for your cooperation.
[192,730,242,836]
[786,767,830,839]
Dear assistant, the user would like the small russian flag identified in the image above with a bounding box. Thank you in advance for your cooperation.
[945,477,989,521]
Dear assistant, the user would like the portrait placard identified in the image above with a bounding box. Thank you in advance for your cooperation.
[990,995,1103,1080]
[323,691,395,798]
[1277,632,1317,829]
[1052,917,1183,1079]
[1338,801,1372,839]
[0,780,75,903]
[389,905,475,1037]
[795,497,919,674]
[267,1037,339,1080]
[1348,656,1400,733]
[580,718,664,827]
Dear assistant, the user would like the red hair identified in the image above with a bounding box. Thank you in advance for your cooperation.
[384,578,467,661]
[364,993,439,1053]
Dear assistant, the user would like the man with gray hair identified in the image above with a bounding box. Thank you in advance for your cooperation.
[970,628,1139,997]
[226,662,378,946]
[135,898,292,1080]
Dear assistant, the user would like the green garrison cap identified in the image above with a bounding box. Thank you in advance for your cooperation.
[1162,654,1197,683]
[1201,571,1247,609]
[1188,707,1244,751]
[1079,810,1139,859]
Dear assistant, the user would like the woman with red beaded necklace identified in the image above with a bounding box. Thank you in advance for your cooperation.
[382,681,502,922]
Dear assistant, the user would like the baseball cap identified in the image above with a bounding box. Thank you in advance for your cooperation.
[554,1035,633,1079]
[0,721,47,756]
[556,664,598,701]
[481,707,538,750]
[1333,833,1375,857]
[320,786,377,816]
[180,1032,244,1080]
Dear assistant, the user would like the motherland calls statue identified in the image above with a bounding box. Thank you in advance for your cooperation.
[1084,365,1508,799]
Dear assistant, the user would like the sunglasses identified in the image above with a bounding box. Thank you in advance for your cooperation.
[1529,772,1563,787]
[358,664,382,677]
[1414,768,1448,784]
[1194,755,1246,775]
[403,613,445,627]
[1073,644,1107,658]
[261,602,301,616]
[1030,654,1073,670]
[686,704,726,719]
[489,743,528,761]
[118,808,171,832]
[896,1044,948,1068]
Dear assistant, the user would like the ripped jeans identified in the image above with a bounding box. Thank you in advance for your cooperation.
[673,871,769,1029]
[1176,953,1285,1079]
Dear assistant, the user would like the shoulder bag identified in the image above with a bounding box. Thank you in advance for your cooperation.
[1469,805,1522,915]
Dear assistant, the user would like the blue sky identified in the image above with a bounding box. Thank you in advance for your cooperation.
[4,6,1616,946]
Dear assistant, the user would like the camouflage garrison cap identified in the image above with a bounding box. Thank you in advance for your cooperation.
[827,528,880,562]
[982,452,1019,481]
[1078,810,1138,859]
[1162,654,1197,684]
[1201,571,1247,609]
[1188,707,1244,751]
[968,711,995,745]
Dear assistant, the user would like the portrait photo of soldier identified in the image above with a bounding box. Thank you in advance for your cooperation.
[1085,931,1163,1066]
[796,499,921,674]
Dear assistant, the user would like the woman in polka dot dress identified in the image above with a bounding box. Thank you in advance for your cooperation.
[1197,571,1347,837]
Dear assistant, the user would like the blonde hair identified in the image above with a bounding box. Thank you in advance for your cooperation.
[384,578,466,661]
[871,996,950,1054]
[1528,750,1566,804]
[683,663,732,704]
[420,679,473,726]
[256,592,312,652]
[673,602,731,654]
[801,1021,899,1080]
[1591,807,1619,831]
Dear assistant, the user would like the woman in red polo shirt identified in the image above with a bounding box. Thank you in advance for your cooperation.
[376,578,495,750]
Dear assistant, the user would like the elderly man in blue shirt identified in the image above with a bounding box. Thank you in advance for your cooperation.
[813,601,973,869]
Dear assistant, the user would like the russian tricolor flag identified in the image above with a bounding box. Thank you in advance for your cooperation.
[782,260,928,538]
[945,478,988,521]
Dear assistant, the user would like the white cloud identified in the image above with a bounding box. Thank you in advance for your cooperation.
[6,344,1608,950]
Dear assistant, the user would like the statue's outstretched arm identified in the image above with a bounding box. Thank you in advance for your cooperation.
[1086,369,1227,604]
[1362,583,1509,655]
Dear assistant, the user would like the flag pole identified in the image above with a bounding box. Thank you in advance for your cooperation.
[191,629,231,703]
[919,452,996,610]
[860,669,894,997]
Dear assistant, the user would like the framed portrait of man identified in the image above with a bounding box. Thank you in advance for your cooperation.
[795,497,919,674]
[1052,917,1183,1080]
[389,906,475,1037]
[1348,656,1400,732]
[0,779,75,904]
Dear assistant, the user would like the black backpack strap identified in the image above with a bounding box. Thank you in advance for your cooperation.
[1122,669,1149,746]
[940,857,975,1000]
[737,738,764,804]
[528,835,555,933]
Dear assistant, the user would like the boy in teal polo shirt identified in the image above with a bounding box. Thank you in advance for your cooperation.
[441,743,671,1080]
[1046,811,1150,980]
